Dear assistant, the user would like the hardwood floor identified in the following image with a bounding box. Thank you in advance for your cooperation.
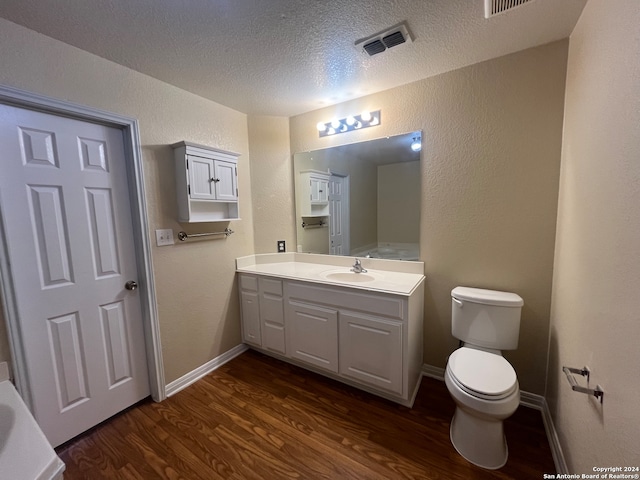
[57,349,556,479]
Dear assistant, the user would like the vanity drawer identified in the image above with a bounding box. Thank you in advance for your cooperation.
[259,277,283,296]
[287,281,405,320]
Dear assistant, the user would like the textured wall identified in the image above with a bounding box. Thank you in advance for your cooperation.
[0,18,254,384]
[289,41,568,394]
[548,0,640,470]
[247,116,295,254]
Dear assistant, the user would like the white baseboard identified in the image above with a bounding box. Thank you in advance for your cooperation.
[165,343,248,397]
[540,397,568,474]
[520,390,545,409]
[421,364,445,380]
[421,363,567,473]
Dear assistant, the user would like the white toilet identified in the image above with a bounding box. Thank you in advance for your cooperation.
[444,286,524,469]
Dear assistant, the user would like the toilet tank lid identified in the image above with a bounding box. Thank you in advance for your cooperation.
[452,286,523,307]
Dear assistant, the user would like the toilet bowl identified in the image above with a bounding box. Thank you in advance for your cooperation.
[445,286,523,469]
[445,347,520,469]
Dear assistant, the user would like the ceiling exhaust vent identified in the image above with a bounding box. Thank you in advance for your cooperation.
[356,22,413,57]
[485,0,536,18]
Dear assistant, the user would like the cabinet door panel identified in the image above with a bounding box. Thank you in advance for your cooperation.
[339,311,403,394]
[260,294,284,326]
[287,301,338,373]
[188,156,215,199]
[262,322,286,354]
[240,290,261,346]
[214,160,237,201]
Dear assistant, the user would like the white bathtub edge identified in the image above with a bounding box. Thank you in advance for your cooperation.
[0,362,9,382]
[0,379,66,480]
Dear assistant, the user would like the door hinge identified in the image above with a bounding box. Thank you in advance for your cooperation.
[186,159,189,169]
[188,185,191,195]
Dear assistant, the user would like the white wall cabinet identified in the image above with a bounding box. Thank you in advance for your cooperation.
[298,169,330,217]
[172,141,239,222]
[237,273,424,406]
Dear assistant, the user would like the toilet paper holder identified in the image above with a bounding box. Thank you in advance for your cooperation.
[562,365,604,404]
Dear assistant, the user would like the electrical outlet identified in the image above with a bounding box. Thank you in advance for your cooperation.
[156,229,175,246]
[277,240,286,253]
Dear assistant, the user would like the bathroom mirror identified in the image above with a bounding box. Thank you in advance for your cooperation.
[293,131,421,260]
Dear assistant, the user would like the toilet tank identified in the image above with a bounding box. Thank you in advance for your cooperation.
[451,286,523,350]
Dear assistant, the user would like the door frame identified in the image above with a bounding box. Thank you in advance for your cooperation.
[0,84,166,409]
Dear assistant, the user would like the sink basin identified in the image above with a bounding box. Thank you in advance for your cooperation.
[321,271,379,283]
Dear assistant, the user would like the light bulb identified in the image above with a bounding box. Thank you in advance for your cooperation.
[316,121,327,132]
[327,127,336,135]
[411,138,422,152]
[346,115,356,126]
[370,116,379,126]
[360,111,372,122]
[354,121,362,129]
[340,124,348,132]
[331,119,341,129]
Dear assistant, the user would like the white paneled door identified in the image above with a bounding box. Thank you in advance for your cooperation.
[0,104,150,447]
[329,174,349,255]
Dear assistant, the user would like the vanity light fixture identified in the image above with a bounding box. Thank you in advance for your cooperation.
[410,136,422,152]
[317,110,381,137]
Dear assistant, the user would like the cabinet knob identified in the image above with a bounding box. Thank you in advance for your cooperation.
[210,177,220,183]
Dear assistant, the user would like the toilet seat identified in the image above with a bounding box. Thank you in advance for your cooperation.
[447,347,518,400]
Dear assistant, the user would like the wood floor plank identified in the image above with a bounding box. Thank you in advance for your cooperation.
[58,349,556,479]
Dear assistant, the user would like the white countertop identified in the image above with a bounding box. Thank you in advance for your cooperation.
[236,253,425,295]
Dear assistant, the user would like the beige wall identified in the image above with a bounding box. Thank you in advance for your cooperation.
[547,0,640,471]
[247,116,295,254]
[289,40,568,394]
[0,18,255,384]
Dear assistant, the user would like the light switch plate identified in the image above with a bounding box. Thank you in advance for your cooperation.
[156,229,175,246]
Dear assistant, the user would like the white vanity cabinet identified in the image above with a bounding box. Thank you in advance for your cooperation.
[239,275,261,347]
[172,141,239,222]
[239,275,286,354]
[287,300,339,373]
[339,311,403,395]
[258,278,286,355]
[298,169,330,217]
[237,267,424,406]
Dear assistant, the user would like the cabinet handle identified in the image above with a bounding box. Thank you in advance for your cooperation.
[210,178,220,183]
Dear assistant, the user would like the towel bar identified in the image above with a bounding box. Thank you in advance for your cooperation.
[178,228,234,241]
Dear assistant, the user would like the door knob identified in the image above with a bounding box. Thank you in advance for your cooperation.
[125,281,138,291]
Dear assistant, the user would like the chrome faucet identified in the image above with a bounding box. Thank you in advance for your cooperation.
[351,258,367,274]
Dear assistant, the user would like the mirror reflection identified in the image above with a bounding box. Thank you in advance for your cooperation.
[294,131,421,260]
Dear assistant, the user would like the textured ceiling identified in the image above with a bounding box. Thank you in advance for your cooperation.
[0,0,586,117]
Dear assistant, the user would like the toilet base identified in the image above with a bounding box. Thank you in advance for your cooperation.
[450,406,508,470]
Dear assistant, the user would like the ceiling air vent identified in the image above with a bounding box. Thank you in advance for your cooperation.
[356,22,413,57]
[485,0,536,18]
[363,39,386,56]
